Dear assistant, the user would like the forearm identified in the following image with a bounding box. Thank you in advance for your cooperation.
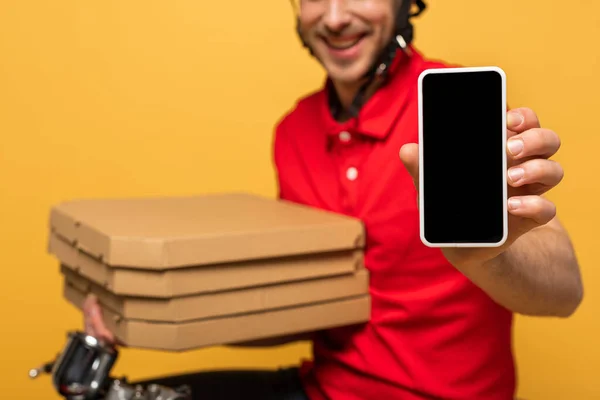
[460,219,583,317]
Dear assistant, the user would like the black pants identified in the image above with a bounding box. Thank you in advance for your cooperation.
[132,367,309,400]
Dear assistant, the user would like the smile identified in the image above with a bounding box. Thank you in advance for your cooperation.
[323,34,366,51]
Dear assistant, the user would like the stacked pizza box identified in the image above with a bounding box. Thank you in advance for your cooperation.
[47,192,370,351]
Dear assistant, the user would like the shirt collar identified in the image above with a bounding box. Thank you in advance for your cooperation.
[319,45,422,140]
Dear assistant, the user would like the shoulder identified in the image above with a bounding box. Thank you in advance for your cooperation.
[273,86,325,148]
[276,88,324,132]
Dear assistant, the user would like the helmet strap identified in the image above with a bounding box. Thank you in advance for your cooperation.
[344,0,426,117]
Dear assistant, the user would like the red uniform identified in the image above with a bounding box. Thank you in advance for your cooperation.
[273,46,515,400]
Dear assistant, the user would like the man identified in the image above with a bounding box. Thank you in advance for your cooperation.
[84,0,583,399]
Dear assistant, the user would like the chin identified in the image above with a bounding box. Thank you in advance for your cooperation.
[323,60,372,85]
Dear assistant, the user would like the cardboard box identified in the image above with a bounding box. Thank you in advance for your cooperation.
[62,265,370,322]
[49,193,364,269]
[50,233,363,298]
[48,193,365,298]
[65,282,371,351]
[49,193,371,351]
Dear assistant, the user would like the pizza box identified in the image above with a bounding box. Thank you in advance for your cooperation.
[49,233,363,298]
[49,192,364,269]
[61,265,370,323]
[64,282,371,351]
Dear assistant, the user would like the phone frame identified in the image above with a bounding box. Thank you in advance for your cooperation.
[417,66,508,248]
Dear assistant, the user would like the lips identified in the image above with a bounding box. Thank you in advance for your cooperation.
[323,34,366,50]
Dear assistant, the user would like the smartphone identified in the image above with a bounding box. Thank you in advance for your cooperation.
[417,66,508,247]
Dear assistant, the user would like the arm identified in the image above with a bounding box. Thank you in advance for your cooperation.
[460,217,583,317]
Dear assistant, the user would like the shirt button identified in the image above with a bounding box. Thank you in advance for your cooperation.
[346,167,358,181]
[339,131,351,143]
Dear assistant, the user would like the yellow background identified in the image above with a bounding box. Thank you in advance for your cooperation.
[1,1,598,399]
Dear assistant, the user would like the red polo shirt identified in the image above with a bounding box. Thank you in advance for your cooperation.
[273,46,515,400]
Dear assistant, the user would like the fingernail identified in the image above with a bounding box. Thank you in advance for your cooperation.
[508,198,522,210]
[508,168,524,183]
[508,111,524,127]
[508,139,524,156]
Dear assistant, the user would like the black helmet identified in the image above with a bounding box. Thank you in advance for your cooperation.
[291,0,427,117]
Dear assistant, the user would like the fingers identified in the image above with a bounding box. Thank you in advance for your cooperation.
[508,195,556,225]
[83,294,98,336]
[83,294,115,344]
[508,158,564,188]
[507,107,540,135]
[399,143,419,188]
[91,310,115,343]
[507,128,561,160]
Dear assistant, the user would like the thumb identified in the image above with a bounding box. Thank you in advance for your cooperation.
[399,143,419,188]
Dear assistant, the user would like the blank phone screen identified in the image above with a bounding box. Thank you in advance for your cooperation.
[420,69,505,245]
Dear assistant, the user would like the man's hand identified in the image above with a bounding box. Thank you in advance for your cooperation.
[399,107,563,269]
[399,107,582,317]
[83,294,119,345]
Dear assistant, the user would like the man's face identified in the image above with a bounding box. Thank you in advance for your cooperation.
[298,0,398,85]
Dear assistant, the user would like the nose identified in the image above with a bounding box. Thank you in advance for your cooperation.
[322,0,352,33]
